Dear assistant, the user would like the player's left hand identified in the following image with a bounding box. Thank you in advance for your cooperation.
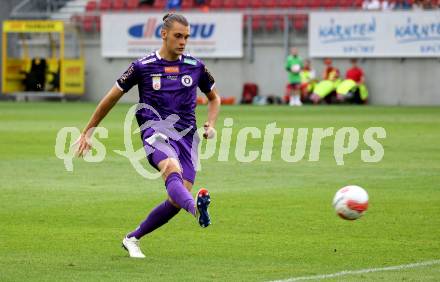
[203,122,216,139]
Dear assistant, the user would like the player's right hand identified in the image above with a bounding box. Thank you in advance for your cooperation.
[73,133,92,158]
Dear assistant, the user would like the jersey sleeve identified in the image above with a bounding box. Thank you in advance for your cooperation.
[115,61,139,93]
[285,57,291,71]
[198,65,216,94]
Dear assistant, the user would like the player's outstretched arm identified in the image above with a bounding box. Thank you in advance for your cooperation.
[203,87,220,139]
[75,85,124,157]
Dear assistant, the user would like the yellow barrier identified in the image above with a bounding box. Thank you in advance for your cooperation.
[2,20,84,96]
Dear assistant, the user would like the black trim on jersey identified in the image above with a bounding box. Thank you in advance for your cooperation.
[204,67,215,85]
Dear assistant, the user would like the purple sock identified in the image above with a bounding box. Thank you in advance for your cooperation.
[165,172,196,216]
[128,200,180,239]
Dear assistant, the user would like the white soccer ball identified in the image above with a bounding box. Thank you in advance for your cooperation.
[291,64,301,73]
[332,185,369,220]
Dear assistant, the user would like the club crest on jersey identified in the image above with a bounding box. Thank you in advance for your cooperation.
[152,76,161,90]
[181,75,193,87]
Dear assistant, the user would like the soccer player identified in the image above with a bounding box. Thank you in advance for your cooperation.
[310,58,340,104]
[336,58,369,104]
[299,59,317,102]
[75,13,220,258]
[285,47,304,106]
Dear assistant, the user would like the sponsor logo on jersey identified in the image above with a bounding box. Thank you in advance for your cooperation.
[181,75,193,87]
[183,58,197,66]
[152,76,161,90]
[164,66,179,73]
[167,75,178,80]
[119,64,135,83]
[141,58,157,65]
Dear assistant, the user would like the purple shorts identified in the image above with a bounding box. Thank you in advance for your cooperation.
[141,129,199,184]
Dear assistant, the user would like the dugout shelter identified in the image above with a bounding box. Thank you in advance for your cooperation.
[2,20,85,99]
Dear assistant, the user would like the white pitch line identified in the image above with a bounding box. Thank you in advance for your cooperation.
[271,259,440,282]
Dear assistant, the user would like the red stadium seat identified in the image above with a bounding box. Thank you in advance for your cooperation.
[292,14,307,31]
[113,0,126,10]
[252,15,263,31]
[99,0,112,10]
[126,0,138,9]
[279,0,292,8]
[308,0,321,8]
[210,0,223,9]
[223,0,235,9]
[250,0,263,8]
[71,14,82,25]
[82,15,95,32]
[353,0,363,7]
[153,0,166,9]
[277,15,287,31]
[236,0,249,8]
[322,0,338,8]
[263,0,277,8]
[337,0,350,7]
[264,15,277,31]
[95,15,101,31]
[85,0,97,11]
[181,0,194,9]
[293,0,306,8]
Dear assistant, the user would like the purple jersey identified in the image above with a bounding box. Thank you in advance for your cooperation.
[116,51,215,132]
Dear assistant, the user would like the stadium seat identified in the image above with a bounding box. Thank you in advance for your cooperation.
[126,0,139,9]
[263,0,277,8]
[153,0,166,10]
[308,0,321,8]
[113,0,126,10]
[322,0,338,8]
[83,15,95,32]
[339,0,353,8]
[353,0,363,7]
[241,83,258,104]
[292,14,307,32]
[21,58,47,91]
[95,15,101,32]
[279,0,292,8]
[99,0,112,10]
[181,0,194,9]
[71,14,82,27]
[236,0,249,8]
[223,0,235,9]
[277,15,287,31]
[210,0,223,8]
[85,0,98,11]
[252,15,263,31]
[293,0,306,8]
[250,0,264,8]
[264,15,278,32]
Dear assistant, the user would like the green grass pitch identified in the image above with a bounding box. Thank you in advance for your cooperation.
[0,102,439,281]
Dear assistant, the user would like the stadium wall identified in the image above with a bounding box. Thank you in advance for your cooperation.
[83,33,440,105]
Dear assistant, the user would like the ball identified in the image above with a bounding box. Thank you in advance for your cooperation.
[291,64,301,73]
[332,185,369,220]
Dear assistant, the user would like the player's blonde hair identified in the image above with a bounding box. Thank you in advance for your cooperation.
[162,13,189,30]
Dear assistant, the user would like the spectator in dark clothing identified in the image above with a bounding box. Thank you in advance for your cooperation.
[167,0,182,9]
[393,0,412,9]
